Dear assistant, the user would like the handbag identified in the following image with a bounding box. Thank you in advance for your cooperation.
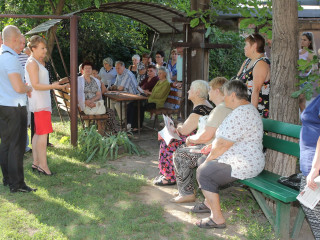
[277,173,303,191]
[83,100,106,115]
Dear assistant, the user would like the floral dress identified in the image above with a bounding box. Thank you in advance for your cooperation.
[158,105,212,182]
[237,57,270,118]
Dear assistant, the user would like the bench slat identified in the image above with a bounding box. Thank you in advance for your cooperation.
[239,170,299,203]
[263,135,300,158]
[263,118,301,138]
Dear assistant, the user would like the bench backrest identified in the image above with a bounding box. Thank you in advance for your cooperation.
[54,87,71,114]
[262,118,301,158]
[163,84,182,109]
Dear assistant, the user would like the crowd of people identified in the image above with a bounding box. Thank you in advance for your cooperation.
[0,23,320,238]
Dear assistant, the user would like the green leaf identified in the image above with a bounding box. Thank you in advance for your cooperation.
[95,0,100,9]
[190,18,200,28]
[205,27,211,38]
[291,90,303,98]
[86,147,98,163]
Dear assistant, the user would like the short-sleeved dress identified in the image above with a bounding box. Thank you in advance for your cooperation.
[237,57,270,118]
[216,104,264,179]
[158,105,212,182]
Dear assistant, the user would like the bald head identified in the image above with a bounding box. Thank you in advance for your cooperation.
[2,25,21,53]
[3,25,21,43]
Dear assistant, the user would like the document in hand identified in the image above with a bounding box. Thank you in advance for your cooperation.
[297,176,320,209]
[158,115,181,145]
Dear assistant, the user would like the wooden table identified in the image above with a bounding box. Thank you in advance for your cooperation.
[104,92,148,135]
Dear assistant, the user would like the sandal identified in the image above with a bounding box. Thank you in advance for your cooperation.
[191,202,211,213]
[154,177,176,186]
[196,217,226,229]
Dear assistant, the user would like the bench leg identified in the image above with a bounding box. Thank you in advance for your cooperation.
[275,201,290,240]
[250,189,275,226]
[291,206,305,239]
[97,120,106,136]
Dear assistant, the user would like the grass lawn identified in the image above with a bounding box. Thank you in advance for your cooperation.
[0,118,276,240]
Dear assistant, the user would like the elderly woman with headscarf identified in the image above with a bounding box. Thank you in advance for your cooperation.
[195,80,264,229]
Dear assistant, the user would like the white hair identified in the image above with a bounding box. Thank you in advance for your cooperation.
[158,66,171,82]
[190,80,209,99]
[132,54,140,61]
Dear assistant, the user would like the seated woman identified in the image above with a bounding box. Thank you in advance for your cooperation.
[78,62,119,133]
[171,77,232,203]
[144,67,171,110]
[127,65,159,131]
[195,80,264,229]
[129,54,144,80]
[154,80,213,186]
[139,65,159,95]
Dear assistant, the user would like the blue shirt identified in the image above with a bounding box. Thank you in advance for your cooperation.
[300,94,320,176]
[0,45,26,107]
[99,67,117,87]
[114,69,138,94]
[167,60,177,77]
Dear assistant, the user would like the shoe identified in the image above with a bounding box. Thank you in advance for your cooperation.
[37,166,54,176]
[153,176,176,186]
[196,217,226,229]
[10,185,37,193]
[191,202,211,213]
[170,194,196,203]
[47,143,54,147]
[31,164,38,172]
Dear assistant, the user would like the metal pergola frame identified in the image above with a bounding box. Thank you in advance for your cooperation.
[0,14,79,146]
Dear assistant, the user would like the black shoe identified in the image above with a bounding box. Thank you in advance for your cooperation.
[37,166,54,176]
[31,164,38,172]
[47,143,54,147]
[10,185,37,193]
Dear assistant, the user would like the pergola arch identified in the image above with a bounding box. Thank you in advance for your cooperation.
[7,2,188,146]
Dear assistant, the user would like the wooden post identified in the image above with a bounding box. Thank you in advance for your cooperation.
[185,0,210,115]
[70,15,78,147]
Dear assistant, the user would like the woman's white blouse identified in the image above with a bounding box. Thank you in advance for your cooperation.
[215,104,265,179]
[25,57,51,113]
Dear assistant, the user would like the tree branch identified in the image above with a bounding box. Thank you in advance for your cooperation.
[47,0,56,12]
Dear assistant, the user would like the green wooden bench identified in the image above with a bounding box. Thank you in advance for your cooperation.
[238,118,305,240]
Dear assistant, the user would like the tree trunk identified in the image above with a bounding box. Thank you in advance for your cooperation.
[265,0,299,176]
[185,0,210,115]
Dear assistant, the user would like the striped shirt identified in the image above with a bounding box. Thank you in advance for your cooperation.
[114,69,138,94]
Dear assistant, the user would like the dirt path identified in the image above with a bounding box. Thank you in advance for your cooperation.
[109,130,314,239]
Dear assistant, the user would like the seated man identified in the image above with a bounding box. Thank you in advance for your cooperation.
[109,61,138,122]
[171,77,232,203]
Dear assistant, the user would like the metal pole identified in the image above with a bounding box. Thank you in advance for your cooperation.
[70,15,78,147]
[0,14,70,19]
[53,32,69,77]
